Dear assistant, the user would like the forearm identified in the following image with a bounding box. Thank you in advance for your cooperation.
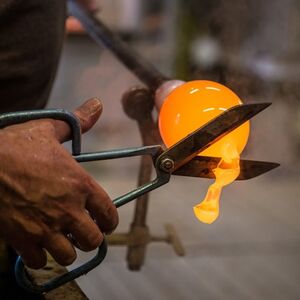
[0,0,67,112]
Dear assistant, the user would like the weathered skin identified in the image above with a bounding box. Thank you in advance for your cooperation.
[0,98,118,269]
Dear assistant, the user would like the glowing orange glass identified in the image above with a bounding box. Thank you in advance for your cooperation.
[159,80,250,224]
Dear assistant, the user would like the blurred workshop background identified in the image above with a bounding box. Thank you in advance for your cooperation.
[49,0,300,299]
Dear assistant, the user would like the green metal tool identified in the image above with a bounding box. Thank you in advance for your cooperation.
[5,101,279,294]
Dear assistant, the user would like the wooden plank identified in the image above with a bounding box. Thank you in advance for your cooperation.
[28,255,88,300]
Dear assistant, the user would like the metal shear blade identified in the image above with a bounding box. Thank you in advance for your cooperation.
[156,102,273,172]
[174,156,280,180]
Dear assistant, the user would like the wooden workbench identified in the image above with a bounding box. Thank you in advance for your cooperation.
[27,256,88,300]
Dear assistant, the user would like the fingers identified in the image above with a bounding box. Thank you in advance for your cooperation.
[73,98,103,134]
[67,212,103,252]
[13,224,99,268]
[15,244,47,270]
[59,178,117,253]
[53,98,103,143]
[43,233,77,266]
[86,180,119,234]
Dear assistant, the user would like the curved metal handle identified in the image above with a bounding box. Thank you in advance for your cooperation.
[0,109,82,155]
[5,109,168,294]
[15,240,108,294]
[14,172,170,294]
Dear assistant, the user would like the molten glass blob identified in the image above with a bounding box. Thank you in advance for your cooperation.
[159,80,250,224]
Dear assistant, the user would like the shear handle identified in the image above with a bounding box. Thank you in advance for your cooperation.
[73,145,163,163]
[15,240,108,294]
[15,171,170,294]
[13,130,167,293]
[0,109,82,155]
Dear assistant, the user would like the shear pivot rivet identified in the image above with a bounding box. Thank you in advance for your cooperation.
[160,158,175,172]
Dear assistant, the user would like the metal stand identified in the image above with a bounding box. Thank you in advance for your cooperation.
[106,87,185,270]
[68,1,184,271]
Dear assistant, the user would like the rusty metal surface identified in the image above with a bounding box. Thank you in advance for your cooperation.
[122,87,158,270]
[122,87,162,225]
[120,87,187,270]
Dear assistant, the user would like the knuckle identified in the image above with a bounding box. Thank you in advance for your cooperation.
[72,174,91,194]
[24,255,47,270]
[82,231,103,252]
[76,114,89,129]
[89,232,103,249]
[104,205,119,233]
[39,120,57,136]
[58,251,77,266]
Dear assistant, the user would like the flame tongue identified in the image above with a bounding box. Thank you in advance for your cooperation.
[193,143,240,224]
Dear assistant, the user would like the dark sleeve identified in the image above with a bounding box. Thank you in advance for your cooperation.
[0,0,67,112]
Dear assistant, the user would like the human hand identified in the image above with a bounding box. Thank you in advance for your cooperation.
[0,98,118,269]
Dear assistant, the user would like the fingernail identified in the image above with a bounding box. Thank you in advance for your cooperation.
[88,98,102,114]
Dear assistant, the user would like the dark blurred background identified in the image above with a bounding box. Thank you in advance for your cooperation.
[49,1,300,299]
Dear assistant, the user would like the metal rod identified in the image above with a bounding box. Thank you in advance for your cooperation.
[112,173,170,208]
[68,0,169,90]
[133,118,157,226]
[0,109,82,155]
[73,145,162,163]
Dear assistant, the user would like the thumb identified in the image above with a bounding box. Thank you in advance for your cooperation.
[74,98,103,133]
[53,98,103,143]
